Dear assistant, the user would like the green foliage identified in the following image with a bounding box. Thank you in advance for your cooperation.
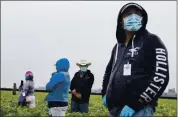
[0,91,177,116]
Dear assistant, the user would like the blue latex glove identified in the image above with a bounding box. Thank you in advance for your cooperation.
[120,105,135,117]
[102,95,107,108]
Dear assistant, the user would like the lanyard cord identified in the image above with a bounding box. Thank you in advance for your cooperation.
[112,35,136,70]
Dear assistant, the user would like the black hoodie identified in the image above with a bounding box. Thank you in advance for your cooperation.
[101,3,169,112]
[70,70,94,103]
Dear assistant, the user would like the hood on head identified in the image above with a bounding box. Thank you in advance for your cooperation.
[25,71,33,80]
[56,58,70,72]
[116,2,148,43]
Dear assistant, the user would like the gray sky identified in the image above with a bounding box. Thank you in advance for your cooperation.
[1,1,176,92]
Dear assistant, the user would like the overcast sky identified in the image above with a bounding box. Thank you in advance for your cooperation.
[1,1,176,92]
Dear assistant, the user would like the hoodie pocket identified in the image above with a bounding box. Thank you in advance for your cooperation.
[111,80,127,104]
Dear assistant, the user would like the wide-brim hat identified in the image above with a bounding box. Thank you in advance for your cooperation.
[76,60,91,67]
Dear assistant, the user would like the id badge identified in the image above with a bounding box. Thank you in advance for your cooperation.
[22,92,26,96]
[123,62,131,76]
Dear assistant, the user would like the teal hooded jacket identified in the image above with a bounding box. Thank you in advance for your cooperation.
[45,58,70,102]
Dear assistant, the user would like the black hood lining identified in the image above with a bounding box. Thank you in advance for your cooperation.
[120,3,143,14]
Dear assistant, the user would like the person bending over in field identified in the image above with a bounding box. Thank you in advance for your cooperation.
[45,58,71,117]
[21,71,36,108]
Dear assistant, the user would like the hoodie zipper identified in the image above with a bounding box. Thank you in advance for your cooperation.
[113,35,136,74]
[107,35,136,99]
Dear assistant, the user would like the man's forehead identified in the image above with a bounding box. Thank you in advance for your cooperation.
[124,7,141,13]
[79,65,88,67]
[122,7,143,17]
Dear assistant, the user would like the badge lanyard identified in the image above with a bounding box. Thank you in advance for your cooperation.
[123,35,136,76]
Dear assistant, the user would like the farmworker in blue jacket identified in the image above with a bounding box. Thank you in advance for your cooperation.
[101,2,169,117]
[45,58,70,117]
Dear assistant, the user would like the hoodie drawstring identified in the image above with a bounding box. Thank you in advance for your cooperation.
[131,35,136,57]
[111,43,118,71]
[112,35,136,71]
[115,43,118,64]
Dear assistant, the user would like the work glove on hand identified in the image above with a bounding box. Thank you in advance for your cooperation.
[102,95,107,108]
[120,105,135,117]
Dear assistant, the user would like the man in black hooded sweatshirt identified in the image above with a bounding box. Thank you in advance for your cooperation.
[101,2,169,117]
[70,60,94,113]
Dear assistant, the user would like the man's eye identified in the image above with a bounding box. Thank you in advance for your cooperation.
[136,12,142,16]
[123,13,132,17]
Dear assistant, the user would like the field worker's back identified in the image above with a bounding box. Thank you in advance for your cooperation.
[45,58,71,102]
[45,72,70,102]
[23,80,35,96]
[23,71,35,96]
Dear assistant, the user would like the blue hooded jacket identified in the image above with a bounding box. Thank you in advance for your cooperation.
[45,58,70,102]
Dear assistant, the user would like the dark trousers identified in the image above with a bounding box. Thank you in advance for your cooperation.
[71,100,89,113]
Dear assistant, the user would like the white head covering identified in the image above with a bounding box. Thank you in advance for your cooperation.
[76,60,91,67]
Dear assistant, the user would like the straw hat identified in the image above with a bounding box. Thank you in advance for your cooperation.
[76,60,91,67]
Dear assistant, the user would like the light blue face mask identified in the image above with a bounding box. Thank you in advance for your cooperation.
[80,67,87,72]
[123,14,143,32]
